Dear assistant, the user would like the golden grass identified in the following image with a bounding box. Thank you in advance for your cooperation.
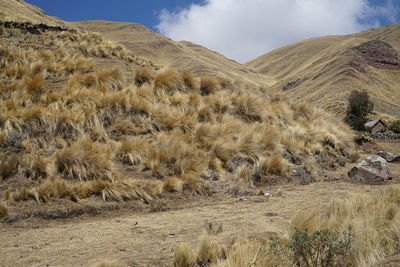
[54,137,116,182]
[291,185,400,266]
[0,22,357,211]
[174,244,196,267]
[134,67,155,86]
[183,186,400,267]
[0,202,8,218]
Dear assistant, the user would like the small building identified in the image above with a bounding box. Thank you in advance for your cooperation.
[364,119,386,134]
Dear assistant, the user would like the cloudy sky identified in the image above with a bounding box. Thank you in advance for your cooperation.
[27,0,400,63]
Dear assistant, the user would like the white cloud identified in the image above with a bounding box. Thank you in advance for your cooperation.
[156,0,394,63]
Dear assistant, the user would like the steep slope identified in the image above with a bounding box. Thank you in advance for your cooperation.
[0,0,65,26]
[245,25,400,119]
[69,20,273,89]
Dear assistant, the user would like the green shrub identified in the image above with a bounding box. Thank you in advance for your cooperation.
[389,120,400,133]
[269,226,353,267]
[345,90,374,131]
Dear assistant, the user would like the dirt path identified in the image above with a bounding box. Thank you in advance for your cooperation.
[0,181,386,267]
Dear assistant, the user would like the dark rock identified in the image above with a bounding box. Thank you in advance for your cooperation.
[348,155,392,183]
[282,79,300,91]
[377,151,400,163]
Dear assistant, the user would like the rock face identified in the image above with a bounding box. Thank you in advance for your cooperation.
[354,40,400,70]
[348,155,392,183]
[377,151,400,163]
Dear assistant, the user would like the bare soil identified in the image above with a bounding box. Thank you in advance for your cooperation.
[1,141,399,267]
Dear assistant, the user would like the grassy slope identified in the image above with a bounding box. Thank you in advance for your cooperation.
[245,25,400,119]
[0,0,65,26]
[68,20,274,89]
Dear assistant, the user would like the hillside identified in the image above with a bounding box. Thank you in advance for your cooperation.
[245,25,400,119]
[0,0,65,26]
[2,1,400,266]
[69,20,273,89]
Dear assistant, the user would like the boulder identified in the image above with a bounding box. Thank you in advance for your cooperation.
[348,155,392,183]
[377,151,400,163]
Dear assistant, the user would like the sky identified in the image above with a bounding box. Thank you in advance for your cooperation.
[26,0,400,63]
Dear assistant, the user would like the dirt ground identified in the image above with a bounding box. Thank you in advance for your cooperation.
[1,141,399,267]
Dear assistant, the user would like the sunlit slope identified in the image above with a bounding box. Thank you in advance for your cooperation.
[69,20,273,88]
[245,25,400,118]
[0,0,65,26]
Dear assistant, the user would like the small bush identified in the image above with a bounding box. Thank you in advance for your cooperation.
[389,120,400,133]
[269,226,353,267]
[345,90,374,131]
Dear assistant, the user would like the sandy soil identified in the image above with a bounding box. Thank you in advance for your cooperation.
[0,141,399,267]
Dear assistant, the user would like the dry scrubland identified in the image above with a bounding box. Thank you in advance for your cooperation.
[1,19,399,267]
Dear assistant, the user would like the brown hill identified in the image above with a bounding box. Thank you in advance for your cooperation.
[245,25,400,119]
[0,0,65,26]
[68,20,272,89]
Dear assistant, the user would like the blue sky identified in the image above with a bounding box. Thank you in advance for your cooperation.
[25,0,400,62]
[25,0,205,31]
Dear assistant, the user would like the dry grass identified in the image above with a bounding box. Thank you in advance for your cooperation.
[0,21,357,214]
[178,186,400,267]
[0,202,8,218]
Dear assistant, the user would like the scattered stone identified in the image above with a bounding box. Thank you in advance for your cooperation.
[348,155,392,183]
[323,176,340,182]
[377,151,400,163]
[292,166,316,185]
[283,149,302,165]
[337,156,346,167]
[226,159,243,173]
[201,169,219,180]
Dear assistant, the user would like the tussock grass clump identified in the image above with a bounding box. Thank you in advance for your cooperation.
[0,202,8,218]
[174,244,196,267]
[134,67,155,86]
[54,137,116,182]
[200,77,219,96]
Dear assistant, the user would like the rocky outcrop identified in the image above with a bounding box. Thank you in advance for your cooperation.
[377,151,400,163]
[348,155,392,183]
[354,40,400,70]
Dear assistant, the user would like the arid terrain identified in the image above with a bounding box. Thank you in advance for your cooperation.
[1,1,400,267]
[0,141,399,266]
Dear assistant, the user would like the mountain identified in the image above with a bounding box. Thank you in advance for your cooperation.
[68,20,272,89]
[245,25,400,119]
